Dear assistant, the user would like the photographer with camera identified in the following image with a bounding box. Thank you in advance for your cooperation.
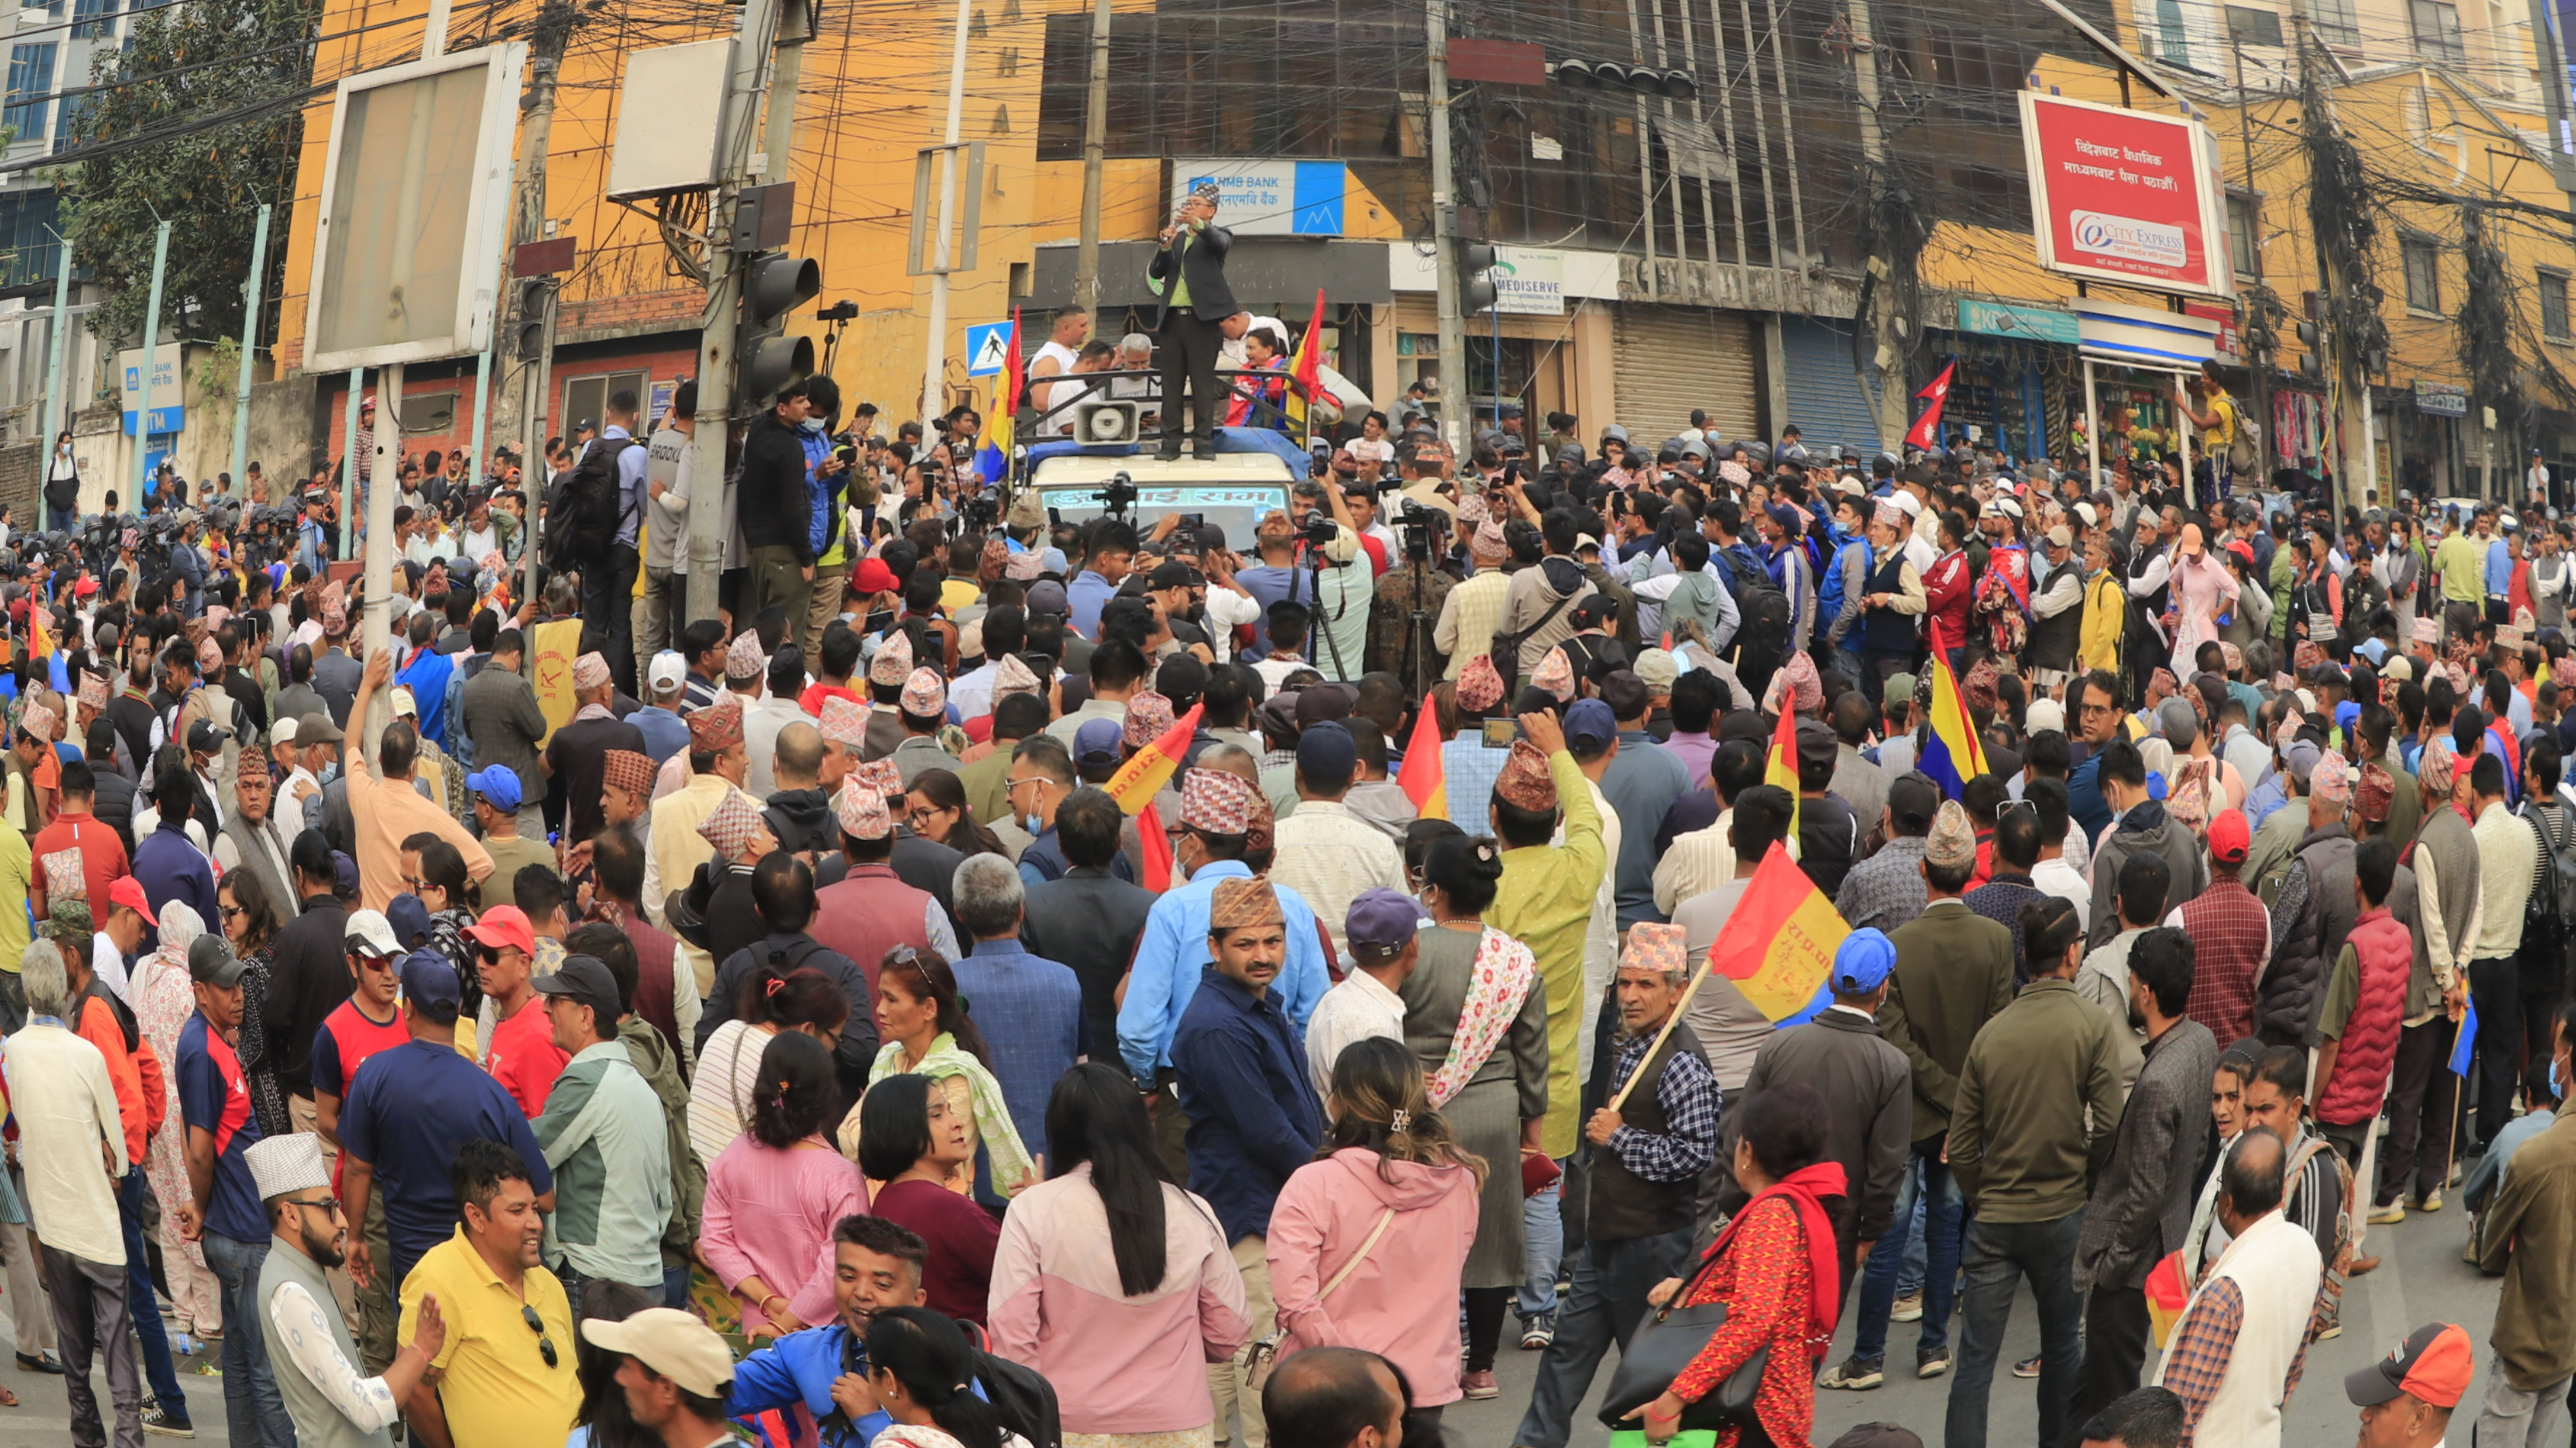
[1366,495,1454,691]
[1232,482,1366,681]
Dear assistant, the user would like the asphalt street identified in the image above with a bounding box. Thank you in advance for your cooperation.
[0,1181,2516,1447]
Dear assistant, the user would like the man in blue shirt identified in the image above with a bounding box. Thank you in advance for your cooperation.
[174,935,296,1447]
[1118,766,1327,1086]
[337,952,555,1294]
[1065,519,1138,639]
[729,1216,976,1448]
[947,854,1082,1157]
[1171,874,1323,1448]
[579,388,652,698]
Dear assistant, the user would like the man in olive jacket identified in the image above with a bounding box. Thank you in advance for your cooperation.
[1944,893,2127,1448]
[2066,927,2220,1442]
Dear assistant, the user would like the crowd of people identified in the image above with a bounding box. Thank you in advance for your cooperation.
[0,355,2568,1448]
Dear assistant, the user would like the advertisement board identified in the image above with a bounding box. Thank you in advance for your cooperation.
[1169,159,1347,237]
[2019,91,2232,301]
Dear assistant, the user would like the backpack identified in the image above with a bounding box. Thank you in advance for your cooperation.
[1723,551,1790,676]
[542,436,636,572]
[2523,799,2576,936]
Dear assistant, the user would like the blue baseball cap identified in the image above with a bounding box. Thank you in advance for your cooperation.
[1296,720,1356,779]
[398,950,461,1008]
[466,764,523,812]
[1073,717,1125,768]
[1832,927,1897,995]
[1564,698,1617,752]
[385,894,433,949]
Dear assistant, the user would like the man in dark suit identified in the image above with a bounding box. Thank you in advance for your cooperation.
[1147,181,1236,461]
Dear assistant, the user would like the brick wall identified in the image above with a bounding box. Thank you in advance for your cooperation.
[558,289,703,341]
[0,441,37,525]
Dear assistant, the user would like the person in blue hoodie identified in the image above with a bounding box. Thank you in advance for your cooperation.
[726,1214,928,1447]
[802,376,853,655]
[1819,490,1873,682]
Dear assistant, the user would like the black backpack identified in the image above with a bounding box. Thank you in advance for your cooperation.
[542,436,635,572]
[2523,799,2576,937]
[1723,549,1790,675]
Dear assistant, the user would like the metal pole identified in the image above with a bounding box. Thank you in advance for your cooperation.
[685,0,789,626]
[360,363,402,762]
[1847,0,1907,450]
[231,202,270,497]
[1073,0,1111,313]
[342,367,363,559]
[470,346,490,477]
[921,0,973,428]
[42,232,70,455]
[133,221,169,511]
[762,0,808,183]
[1427,0,1465,454]
[2084,357,2101,483]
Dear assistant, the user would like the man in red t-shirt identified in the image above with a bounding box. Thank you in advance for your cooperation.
[309,908,421,1371]
[468,905,566,1117]
[28,760,128,921]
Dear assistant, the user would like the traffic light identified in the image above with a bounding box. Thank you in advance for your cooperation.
[513,278,549,362]
[1458,240,1498,314]
[737,250,820,406]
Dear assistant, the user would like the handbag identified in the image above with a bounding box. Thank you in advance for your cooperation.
[1243,1206,1396,1391]
[1596,1247,1768,1432]
[1520,1150,1563,1200]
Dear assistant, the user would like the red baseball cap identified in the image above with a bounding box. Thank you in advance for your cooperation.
[853,558,898,595]
[108,876,157,927]
[463,906,537,958]
[2207,808,2250,864]
[2345,1322,2474,1409]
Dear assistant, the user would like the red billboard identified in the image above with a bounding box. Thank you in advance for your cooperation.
[2019,91,2232,301]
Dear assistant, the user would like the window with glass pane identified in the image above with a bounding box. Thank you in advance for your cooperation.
[71,0,115,40]
[5,45,56,143]
[2227,195,2259,276]
[2410,0,2464,63]
[2543,271,2571,340]
[2310,0,2360,43]
[562,372,647,442]
[2403,239,2441,313]
[2225,5,2283,44]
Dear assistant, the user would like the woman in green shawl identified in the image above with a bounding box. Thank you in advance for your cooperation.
[835,945,1037,1198]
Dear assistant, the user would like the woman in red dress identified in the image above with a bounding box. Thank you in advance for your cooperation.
[1626,1083,1847,1448]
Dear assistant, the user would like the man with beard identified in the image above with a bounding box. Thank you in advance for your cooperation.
[396,1136,581,1445]
[249,1130,449,1448]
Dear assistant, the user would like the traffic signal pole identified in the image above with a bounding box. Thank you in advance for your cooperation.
[1426,0,1465,454]
[684,0,792,625]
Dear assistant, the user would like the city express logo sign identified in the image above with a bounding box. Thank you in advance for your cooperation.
[2019,91,2232,302]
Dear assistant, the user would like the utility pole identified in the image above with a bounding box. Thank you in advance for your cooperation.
[683,0,794,625]
[2290,0,2372,515]
[1071,0,1111,312]
[763,0,809,183]
[1846,0,1908,452]
[341,367,362,558]
[42,231,70,454]
[1426,0,1465,453]
[919,0,974,428]
[2227,33,2271,487]
[492,0,574,459]
[229,203,270,496]
[133,221,169,511]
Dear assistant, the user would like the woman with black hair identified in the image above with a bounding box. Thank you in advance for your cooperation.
[1399,831,1546,1394]
[1627,1083,1846,1448]
[402,832,482,1018]
[863,1306,1033,1448]
[566,1278,661,1448]
[857,1072,1002,1326]
[905,769,1009,859]
[701,1031,870,1338]
[690,962,851,1165]
[988,1064,1249,1445]
[835,945,1034,1199]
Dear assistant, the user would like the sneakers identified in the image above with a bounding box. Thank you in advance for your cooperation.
[1461,1370,1499,1400]
[1891,1291,1924,1323]
[2368,1201,2406,1225]
[1519,1319,1554,1350]
[2419,1188,2443,1213]
[142,1405,195,1438]
[2012,1353,2042,1379]
[1917,1347,1953,1379]
[1818,1355,1885,1391]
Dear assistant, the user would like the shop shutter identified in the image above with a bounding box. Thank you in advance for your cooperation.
[1781,315,1889,459]
[1612,305,1757,446]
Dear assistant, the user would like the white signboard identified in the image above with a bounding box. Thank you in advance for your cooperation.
[1493,247,1564,316]
[118,343,185,435]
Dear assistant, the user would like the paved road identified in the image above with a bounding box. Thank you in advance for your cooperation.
[0,1187,2510,1446]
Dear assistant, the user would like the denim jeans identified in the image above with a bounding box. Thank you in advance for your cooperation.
[116,1168,187,1419]
[1944,1210,2086,1448]
[200,1232,294,1448]
[1854,1141,1965,1361]
[1510,1226,1695,1448]
[1518,1178,1563,1323]
[1898,1181,1928,1297]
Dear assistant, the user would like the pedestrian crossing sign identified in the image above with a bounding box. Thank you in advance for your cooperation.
[966,322,1012,377]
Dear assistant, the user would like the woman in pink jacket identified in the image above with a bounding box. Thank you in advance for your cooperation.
[1266,1037,1483,1433]
[987,1063,1251,1447]
[699,1031,871,1337]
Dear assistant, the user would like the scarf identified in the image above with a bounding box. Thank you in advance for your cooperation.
[1699,1159,1847,1363]
[868,1031,1037,1196]
[1426,926,1537,1108]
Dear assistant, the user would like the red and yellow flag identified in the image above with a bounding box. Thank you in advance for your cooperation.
[1136,801,1176,891]
[1285,288,1327,433]
[1709,842,1847,1020]
[1397,692,1447,821]
[1104,703,1203,816]
[1766,693,1801,847]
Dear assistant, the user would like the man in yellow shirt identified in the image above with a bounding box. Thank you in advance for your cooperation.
[2433,513,2492,646]
[1486,709,1608,1161]
[396,1139,577,1448]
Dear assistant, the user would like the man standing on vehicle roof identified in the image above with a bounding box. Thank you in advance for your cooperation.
[1148,181,1237,463]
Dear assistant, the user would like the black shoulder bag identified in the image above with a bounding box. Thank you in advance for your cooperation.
[1595,1241,1769,1432]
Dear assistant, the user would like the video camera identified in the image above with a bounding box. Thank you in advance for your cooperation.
[1093,473,1138,517]
[1390,497,1444,561]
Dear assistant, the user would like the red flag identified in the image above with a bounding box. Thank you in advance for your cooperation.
[1104,703,1204,815]
[1137,801,1176,891]
[1904,359,1957,452]
[1286,288,1327,431]
[1002,307,1026,415]
[1397,692,1447,819]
